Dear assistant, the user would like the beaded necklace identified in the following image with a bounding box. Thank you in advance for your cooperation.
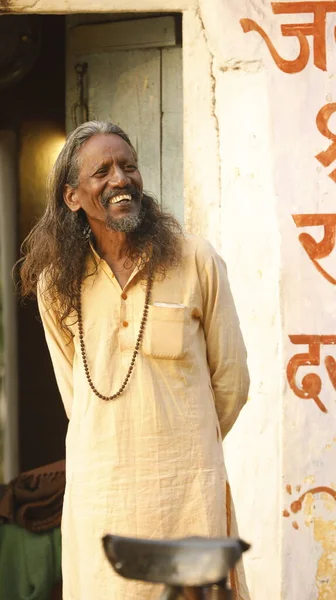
[77,275,152,401]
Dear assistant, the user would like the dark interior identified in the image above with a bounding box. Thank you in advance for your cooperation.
[0,15,67,472]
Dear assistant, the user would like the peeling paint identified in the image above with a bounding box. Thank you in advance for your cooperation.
[304,475,316,486]
[315,518,336,600]
[303,492,315,527]
[322,492,336,513]
[286,488,336,596]
[219,59,262,73]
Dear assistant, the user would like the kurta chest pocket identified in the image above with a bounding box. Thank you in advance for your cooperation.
[142,305,189,359]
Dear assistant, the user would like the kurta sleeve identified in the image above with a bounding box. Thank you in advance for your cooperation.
[200,246,250,439]
[37,282,75,419]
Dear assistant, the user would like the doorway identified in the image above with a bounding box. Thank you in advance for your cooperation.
[0,12,184,475]
[66,13,183,222]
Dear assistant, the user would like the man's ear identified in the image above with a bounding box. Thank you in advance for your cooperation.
[63,184,81,212]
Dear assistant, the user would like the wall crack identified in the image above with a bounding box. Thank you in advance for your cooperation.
[195,6,222,209]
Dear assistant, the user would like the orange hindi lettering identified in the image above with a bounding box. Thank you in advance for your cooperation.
[292,214,336,284]
[290,486,336,513]
[240,2,336,74]
[287,334,336,413]
[315,102,336,182]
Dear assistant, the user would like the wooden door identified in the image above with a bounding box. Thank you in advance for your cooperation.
[66,16,183,223]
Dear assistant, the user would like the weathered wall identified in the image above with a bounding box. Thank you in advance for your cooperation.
[183,7,282,599]
[196,2,336,599]
[2,0,336,599]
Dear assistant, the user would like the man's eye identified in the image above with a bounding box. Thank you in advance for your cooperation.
[95,168,107,176]
[124,165,137,172]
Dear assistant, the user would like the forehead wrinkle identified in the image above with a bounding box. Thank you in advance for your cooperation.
[76,134,138,179]
[87,150,138,174]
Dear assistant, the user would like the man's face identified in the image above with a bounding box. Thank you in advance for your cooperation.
[64,133,143,232]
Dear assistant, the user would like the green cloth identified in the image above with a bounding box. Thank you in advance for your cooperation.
[0,524,61,600]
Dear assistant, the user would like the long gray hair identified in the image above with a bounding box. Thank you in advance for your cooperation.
[19,121,182,331]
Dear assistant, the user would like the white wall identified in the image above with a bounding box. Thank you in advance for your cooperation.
[196,2,336,599]
[183,6,281,599]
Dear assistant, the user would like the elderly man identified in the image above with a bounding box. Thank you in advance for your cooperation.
[20,121,250,600]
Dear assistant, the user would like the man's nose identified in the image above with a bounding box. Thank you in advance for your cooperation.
[108,166,129,188]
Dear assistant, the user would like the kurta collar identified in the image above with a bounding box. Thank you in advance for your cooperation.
[87,239,150,290]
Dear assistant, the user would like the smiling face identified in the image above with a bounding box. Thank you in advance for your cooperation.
[63,133,143,233]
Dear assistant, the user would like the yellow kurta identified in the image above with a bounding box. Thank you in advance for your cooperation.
[37,234,250,600]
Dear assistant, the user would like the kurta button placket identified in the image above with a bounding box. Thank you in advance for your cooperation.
[119,288,132,350]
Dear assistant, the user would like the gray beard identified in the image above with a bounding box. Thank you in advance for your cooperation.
[105,212,143,233]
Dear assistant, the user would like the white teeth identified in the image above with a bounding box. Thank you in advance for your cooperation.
[109,193,132,205]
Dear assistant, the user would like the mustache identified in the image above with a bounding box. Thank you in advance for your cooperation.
[100,185,141,208]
